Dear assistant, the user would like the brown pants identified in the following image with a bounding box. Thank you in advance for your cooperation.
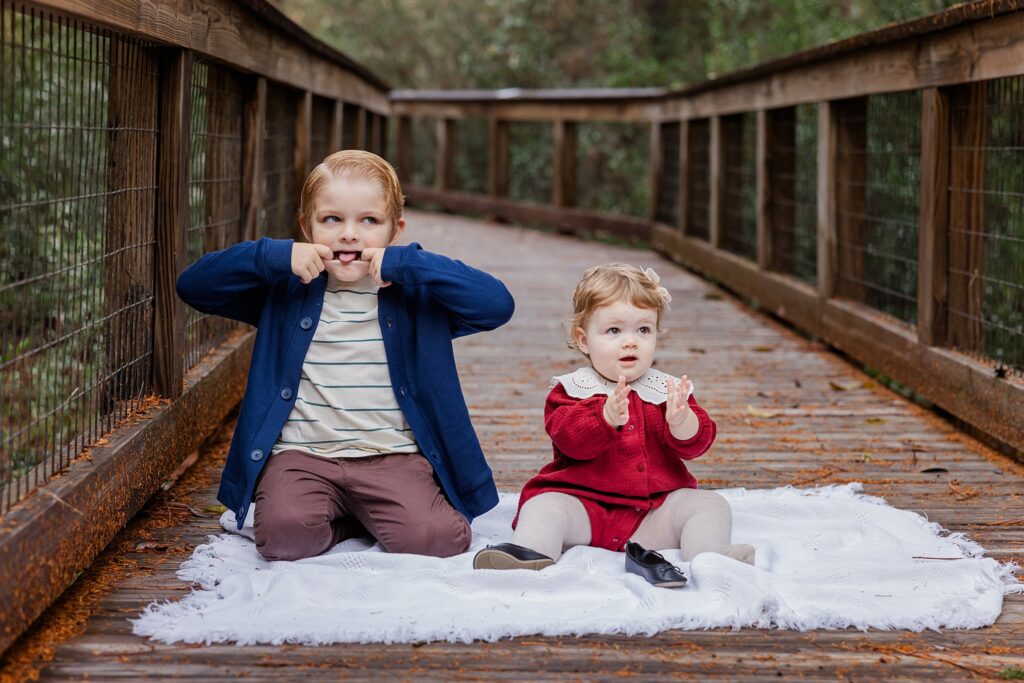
[253,450,471,561]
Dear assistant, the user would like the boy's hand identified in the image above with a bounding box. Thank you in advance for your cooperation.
[667,374,699,441]
[603,375,630,428]
[292,243,332,284]
[359,248,391,287]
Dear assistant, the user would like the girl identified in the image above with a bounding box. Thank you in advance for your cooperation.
[473,263,753,586]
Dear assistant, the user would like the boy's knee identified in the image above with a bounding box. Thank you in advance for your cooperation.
[255,507,333,561]
[382,513,470,558]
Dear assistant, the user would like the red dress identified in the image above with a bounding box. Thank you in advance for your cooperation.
[514,381,717,551]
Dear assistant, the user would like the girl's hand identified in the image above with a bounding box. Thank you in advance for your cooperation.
[665,374,693,426]
[603,375,630,428]
[292,243,333,284]
[360,247,391,287]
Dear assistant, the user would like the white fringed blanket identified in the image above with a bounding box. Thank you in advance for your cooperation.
[132,484,1021,645]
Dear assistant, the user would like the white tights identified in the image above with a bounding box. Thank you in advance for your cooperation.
[511,489,755,564]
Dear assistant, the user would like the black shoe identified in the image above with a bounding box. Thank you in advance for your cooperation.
[624,541,688,588]
[473,543,555,570]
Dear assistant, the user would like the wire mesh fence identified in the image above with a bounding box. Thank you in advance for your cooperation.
[410,116,436,187]
[576,122,650,219]
[656,121,680,227]
[342,102,360,150]
[686,118,711,240]
[454,117,488,194]
[770,104,818,283]
[508,121,553,205]
[720,113,757,260]
[0,3,158,514]
[948,76,1024,374]
[310,95,333,167]
[260,82,298,240]
[184,61,245,371]
[837,91,921,324]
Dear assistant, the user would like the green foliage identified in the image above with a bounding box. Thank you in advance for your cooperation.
[998,667,1024,681]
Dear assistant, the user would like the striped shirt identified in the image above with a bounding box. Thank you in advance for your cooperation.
[271,278,418,458]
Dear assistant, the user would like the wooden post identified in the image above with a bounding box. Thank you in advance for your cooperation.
[709,116,725,248]
[756,110,771,269]
[242,77,266,241]
[356,107,368,150]
[918,87,951,347]
[834,97,867,303]
[677,119,691,233]
[947,82,987,352]
[395,115,412,183]
[649,120,663,223]
[488,116,509,198]
[435,118,456,191]
[553,119,577,208]
[817,101,839,299]
[380,115,390,162]
[369,112,383,155]
[328,99,343,154]
[153,48,192,398]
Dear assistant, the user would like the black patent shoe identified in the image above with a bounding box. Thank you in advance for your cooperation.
[624,541,688,588]
[473,543,555,570]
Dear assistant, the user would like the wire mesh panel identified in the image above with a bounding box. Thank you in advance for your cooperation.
[686,118,711,240]
[454,117,488,194]
[771,104,818,283]
[508,122,553,205]
[836,91,921,324]
[655,121,680,227]
[260,82,299,239]
[0,4,158,514]
[185,61,245,371]
[576,122,650,218]
[309,95,333,166]
[720,113,757,260]
[410,117,436,187]
[948,77,1024,373]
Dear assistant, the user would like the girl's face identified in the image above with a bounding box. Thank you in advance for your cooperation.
[300,175,404,282]
[573,301,658,383]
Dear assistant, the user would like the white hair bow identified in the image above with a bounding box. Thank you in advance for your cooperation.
[644,267,672,307]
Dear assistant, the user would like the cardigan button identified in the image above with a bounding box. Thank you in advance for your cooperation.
[637,463,645,472]
[399,386,407,396]
[250,449,264,462]
[280,388,293,400]
[386,316,394,328]
[300,317,313,330]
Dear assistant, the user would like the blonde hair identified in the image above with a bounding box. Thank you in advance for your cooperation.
[298,150,405,237]
[567,263,672,352]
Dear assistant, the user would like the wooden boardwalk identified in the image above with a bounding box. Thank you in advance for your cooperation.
[32,211,1024,680]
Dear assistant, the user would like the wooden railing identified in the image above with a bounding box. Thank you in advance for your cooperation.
[391,1,1024,461]
[0,0,389,654]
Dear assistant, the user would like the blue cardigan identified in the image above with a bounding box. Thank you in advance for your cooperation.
[176,238,514,528]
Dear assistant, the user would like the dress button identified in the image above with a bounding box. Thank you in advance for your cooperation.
[637,463,645,472]
[635,506,642,512]
[612,537,619,543]
[280,388,293,400]
[250,449,264,462]
[628,425,635,431]
[300,317,313,330]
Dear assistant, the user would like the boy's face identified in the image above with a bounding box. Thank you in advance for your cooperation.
[300,174,405,283]
[573,301,658,383]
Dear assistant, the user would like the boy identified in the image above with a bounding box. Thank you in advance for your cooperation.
[176,150,514,561]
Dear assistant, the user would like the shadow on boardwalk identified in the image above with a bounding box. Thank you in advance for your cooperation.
[15,210,1024,680]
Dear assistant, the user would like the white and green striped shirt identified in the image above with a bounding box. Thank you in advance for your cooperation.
[271,278,418,458]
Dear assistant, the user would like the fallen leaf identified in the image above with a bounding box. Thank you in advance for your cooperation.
[864,417,886,425]
[829,381,861,391]
[746,405,779,418]
[203,504,228,514]
[753,346,774,353]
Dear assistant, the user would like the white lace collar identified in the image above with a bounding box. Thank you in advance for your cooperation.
[550,367,693,405]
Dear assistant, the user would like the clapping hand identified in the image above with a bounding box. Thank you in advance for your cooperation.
[603,375,630,428]
[666,374,697,440]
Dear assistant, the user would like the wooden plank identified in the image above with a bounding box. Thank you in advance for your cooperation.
[946,82,987,352]
[552,120,577,208]
[488,117,509,199]
[390,99,659,123]
[677,119,690,232]
[709,116,724,248]
[30,0,390,110]
[357,106,369,150]
[817,100,838,298]
[241,76,266,241]
[153,48,191,399]
[434,118,456,191]
[834,97,867,303]
[755,109,771,269]
[917,87,951,347]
